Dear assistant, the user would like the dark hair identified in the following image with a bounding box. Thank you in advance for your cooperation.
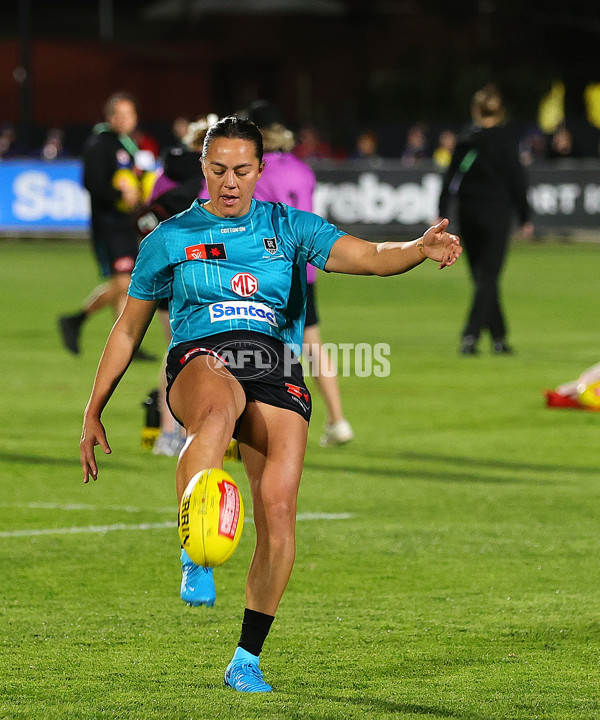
[202,115,263,162]
[103,91,138,120]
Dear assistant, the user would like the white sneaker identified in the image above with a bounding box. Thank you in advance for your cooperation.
[319,419,354,447]
[152,430,186,457]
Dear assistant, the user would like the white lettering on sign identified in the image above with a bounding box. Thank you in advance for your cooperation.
[528,183,581,215]
[584,184,600,214]
[314,173,442,226]
[12,171,90,221]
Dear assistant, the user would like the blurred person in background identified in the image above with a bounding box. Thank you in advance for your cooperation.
[0,122,19,159]
[40,128,68,161]
[547,123,574,159]
[293,124,333,161]
[518,126,547,166]
[400,123,429,166]
[58,91,155,360]
[433,129,457,169]
[168,116,190,152]
[133,126,161,161]
[438,84,533,356]
[352,129,383,168]
[143,115,218,209]
[248,100,354,447]
[135,114,218,457]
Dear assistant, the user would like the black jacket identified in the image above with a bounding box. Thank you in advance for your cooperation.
[438,124,530,225]
[156,147,205,216]
[134,148,206,239]
[82,128,136,217]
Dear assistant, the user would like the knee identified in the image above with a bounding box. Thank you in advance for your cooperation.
[185,401,236,436]
[262,497,297,540]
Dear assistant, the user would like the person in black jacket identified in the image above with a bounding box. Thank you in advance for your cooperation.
[438,84,533,355]
[134,115,217,241]
[58,91,154,359]
[135,115,218,457]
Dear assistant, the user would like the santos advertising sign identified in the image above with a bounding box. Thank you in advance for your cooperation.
[0,160,89,232]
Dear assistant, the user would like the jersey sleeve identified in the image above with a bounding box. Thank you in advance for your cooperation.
[287,206,345,270]
[128,226,173,300]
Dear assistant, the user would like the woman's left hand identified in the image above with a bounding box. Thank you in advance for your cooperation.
[423,218,463,269]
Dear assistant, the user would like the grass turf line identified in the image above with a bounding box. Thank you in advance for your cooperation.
[0,238,599,719]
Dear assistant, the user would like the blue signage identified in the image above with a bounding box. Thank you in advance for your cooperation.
[0,160,90,232]
[1,158,599,236]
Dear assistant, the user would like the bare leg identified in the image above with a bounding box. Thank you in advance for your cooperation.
[58,273,132,355]
[237,403,308,615]
[168,355,245,608]
[156,309,179,436]
[82,273,131,320]
[303,323,345,425]
[168,355,246,504]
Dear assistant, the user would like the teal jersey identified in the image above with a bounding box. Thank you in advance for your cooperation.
[128,199,345,354]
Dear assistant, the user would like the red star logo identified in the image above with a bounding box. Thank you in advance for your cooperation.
[210,247,221,257]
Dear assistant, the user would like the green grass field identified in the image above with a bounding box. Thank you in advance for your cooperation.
[0,237,599,720]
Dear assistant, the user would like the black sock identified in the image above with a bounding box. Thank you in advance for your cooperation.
[238,608,275,657]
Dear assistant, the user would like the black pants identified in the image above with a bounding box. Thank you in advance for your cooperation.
[458,200,512,342]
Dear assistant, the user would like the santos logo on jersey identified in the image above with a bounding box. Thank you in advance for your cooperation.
[209,301,277,327]
[230,272,258,297]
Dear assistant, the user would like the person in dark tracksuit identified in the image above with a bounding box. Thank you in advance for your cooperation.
[438,84,533,355]
[58,92,155,360]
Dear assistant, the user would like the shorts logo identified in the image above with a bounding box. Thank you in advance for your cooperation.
[185,243,227,260]
[209,301,277,327]
[263,237,278,255]
[285,383,310,403]
[231,272,258,297]
[285,383,310,411]
[179,347,228,366]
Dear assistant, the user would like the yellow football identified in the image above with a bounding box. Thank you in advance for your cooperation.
[178,468,244,567]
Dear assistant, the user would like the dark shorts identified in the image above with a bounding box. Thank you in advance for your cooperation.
[305,282,318,328]
[91,216,138,278]
[165,331,312,430]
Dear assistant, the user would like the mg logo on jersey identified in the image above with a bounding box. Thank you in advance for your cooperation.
[231,272,258,297]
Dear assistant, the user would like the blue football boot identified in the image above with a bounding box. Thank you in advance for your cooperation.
[224,647,272,693]
[180,548,216,607]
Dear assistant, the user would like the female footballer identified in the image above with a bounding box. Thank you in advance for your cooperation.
[80,116,462,693]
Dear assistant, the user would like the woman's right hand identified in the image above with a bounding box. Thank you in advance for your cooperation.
[80,412,111,483]
[78,297,157,483]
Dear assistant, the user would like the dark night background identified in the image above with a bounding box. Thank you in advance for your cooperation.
[3,0,600,156]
